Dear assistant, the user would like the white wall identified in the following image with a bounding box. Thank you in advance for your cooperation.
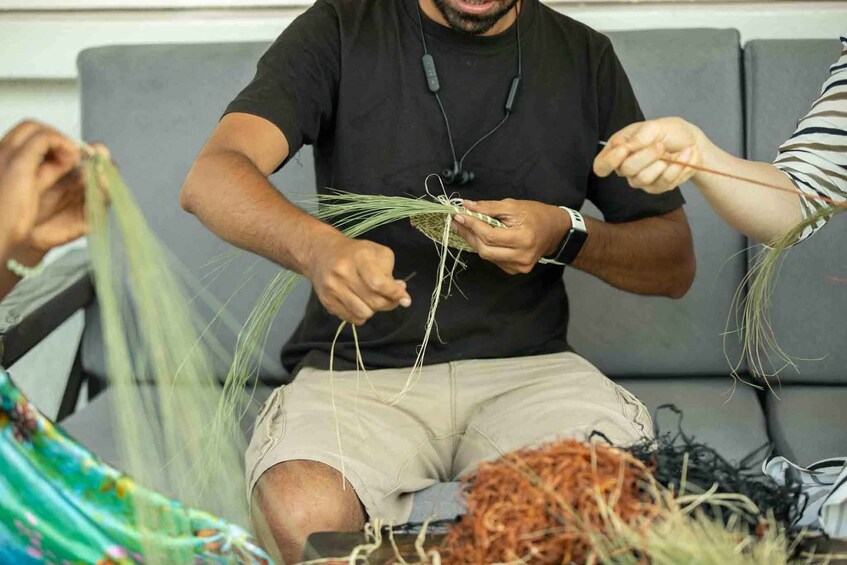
[1,1,845,138]
[1,0,844,414]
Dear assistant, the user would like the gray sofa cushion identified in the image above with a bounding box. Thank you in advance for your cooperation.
[78,44,315,386]
[567,30,747,377]
[765,386,847,465]
[407,482,465,523]
[745,39,842,164]
[744,39,846,385]
[62,385,274,481]
[618,378,770,464]
[62,385,276,526]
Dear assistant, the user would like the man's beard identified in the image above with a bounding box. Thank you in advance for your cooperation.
[430,0,519,35]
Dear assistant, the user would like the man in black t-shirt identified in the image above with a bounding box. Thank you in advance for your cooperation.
[181,0,696,560]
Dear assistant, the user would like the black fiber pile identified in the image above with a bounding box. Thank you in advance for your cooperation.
[623,404,804,530]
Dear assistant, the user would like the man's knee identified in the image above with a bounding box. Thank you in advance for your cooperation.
[251,460,366,559]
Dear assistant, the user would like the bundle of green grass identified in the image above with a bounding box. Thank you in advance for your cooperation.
[733,204,846,389]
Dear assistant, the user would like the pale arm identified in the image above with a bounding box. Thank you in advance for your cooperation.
[692,133,802,243]
[593,117,802,243]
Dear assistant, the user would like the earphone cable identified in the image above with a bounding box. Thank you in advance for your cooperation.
[458,3,522,168]
[458,113,510,168]
[417,1,523,181]
[434,93,459,166]
[416,3,459,165]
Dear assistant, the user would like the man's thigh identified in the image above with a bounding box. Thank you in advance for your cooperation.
[245,364,455,523]
[453,352,653,478]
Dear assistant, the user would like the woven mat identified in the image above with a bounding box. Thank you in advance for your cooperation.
[410,209,504,252]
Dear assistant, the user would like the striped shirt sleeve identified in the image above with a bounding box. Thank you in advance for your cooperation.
[774,36,847,242]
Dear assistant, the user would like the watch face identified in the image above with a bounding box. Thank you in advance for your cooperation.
[569,230,588,247]
[560,228,588,264]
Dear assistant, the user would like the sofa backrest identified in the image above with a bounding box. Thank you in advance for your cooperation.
[566,29,747,378]
[79,31,827,385]
[79,43,312,384]
[744,39,845,385]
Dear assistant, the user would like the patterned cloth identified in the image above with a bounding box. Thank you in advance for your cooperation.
[0,370,273,564]
[775,36,847,242]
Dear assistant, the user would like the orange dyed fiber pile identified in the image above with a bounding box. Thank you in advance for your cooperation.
[441,439,660,564]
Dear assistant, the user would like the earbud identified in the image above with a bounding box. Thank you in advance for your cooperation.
[442,162,475,186]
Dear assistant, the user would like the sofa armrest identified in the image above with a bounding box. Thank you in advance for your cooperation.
[0,249,94,367]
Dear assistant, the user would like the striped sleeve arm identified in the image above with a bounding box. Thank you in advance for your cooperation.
[774,36,847,243]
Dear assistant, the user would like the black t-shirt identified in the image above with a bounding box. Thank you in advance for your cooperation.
[225,0,685,373]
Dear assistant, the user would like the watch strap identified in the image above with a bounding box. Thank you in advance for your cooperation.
[542,206,588,266]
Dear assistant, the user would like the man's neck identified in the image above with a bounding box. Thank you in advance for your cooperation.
[418,0,519,37]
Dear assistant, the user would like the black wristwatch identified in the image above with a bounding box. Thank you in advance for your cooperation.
[546,206,588,265]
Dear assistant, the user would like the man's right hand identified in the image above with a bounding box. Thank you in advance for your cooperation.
[307,235,412,326]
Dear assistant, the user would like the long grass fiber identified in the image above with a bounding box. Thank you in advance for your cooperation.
[582,488,809,565]
[215,188,473,498]
[215,188,496,422]
[220,185,560,412]
[84,153,258,561]
[730,204,846,391]
[215,189,470,420]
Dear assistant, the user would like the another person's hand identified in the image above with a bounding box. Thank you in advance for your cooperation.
[593,117,704,194]
[0,121,96,266]
[307,235,412,326]
[452,199,570,274]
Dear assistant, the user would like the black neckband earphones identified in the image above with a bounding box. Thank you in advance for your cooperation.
[416,1,522,185]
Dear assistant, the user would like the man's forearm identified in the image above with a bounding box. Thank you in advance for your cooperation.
[570,208,695,298]
[694,132,802,244]
[181,149,338,277]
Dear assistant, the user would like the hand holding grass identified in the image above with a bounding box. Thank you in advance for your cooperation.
[305,233,412,326]
[0,121,86,263]
[593,117,703,194]
[453,198,572,274]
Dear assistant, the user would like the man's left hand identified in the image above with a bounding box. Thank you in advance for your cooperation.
[452,199,570,275]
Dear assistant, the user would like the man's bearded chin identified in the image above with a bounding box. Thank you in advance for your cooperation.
[431,0,519,35]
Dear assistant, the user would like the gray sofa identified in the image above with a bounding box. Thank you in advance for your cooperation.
[1,30,844,525]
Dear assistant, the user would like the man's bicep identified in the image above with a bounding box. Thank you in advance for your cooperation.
[657,207,690,231]
[202,113,290,176]
[653,207,695,266]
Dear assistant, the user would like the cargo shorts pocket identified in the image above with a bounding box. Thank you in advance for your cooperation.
[246,386,286,491]
[605,379,653,440]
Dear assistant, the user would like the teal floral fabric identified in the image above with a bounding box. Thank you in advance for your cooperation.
[0,370,272,564]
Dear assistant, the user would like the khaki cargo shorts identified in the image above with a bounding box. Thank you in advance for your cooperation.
[245,351,652,523]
